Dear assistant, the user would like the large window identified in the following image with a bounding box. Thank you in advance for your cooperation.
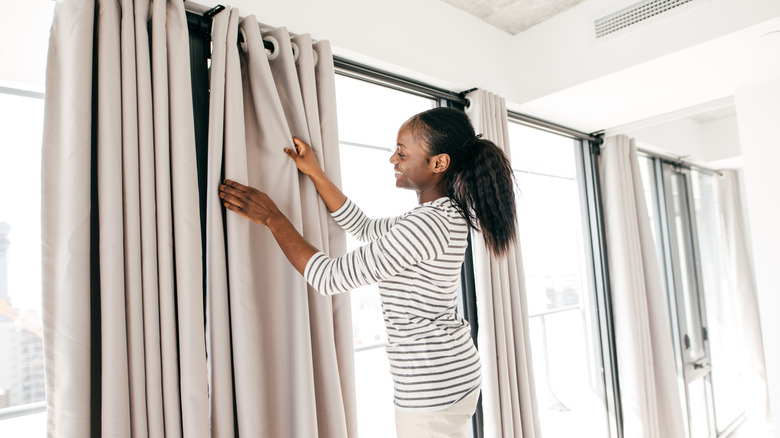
[331,69,620,437]
[639,155,747,438]
[0,88,46,436]
[507,120,614,438]
[334,73,434,437]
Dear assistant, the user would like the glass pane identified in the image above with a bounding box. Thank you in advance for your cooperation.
[336,75,433,150]
[688,377,713,438]
[667,172,706,362]
[512,129,609,438]
[0,91,47,438]
[0,92,45,410]
[508,122,576,178]
[335,74,433,438]
[692,170,745,432]
[637,156,668,291]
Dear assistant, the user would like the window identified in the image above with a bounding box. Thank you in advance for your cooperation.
[638,155,748,438]
[0,88,47,436]
[507,121,613,438]
[690,170,745,435]
[334,73,435,437]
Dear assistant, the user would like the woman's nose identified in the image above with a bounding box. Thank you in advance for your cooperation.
[389,151,397,164]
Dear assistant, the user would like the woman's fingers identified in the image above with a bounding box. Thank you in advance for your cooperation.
[223,179,248,192]
[219,179,279,226]
[219,182,249,210]
[292,137,308,154]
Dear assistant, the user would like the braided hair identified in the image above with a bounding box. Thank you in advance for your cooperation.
[406,107,517,257]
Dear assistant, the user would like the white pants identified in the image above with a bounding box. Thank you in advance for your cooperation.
[394,390,480,438]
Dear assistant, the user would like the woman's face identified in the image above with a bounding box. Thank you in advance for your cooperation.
[390,122,439,194]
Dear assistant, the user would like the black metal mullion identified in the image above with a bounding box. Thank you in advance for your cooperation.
[580,138,624,438]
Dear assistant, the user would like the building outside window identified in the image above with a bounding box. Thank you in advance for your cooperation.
[0,89,47,436]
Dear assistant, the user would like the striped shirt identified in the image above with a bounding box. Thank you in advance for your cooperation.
[304,197,481,411]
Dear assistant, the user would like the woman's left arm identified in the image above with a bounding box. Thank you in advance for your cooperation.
[219,179,318,275]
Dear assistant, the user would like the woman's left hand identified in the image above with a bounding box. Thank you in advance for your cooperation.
[219,179,281,226]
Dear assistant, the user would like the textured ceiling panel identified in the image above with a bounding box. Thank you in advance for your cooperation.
[439,0,517,19]
[440,0,588,34]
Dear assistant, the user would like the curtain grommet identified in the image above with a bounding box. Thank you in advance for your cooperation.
[264,35,279,60]
[238,28,248,53]
[291,42,299,61]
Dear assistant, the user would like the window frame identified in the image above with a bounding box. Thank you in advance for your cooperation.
[0,86,48,426]
[507,114,622,438]
[327,58,619,437]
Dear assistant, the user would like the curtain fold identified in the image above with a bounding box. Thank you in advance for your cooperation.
[466,89,541,438]
[205,7,240,437]
[716,170,771,424]
[43,3,356,437]
[42,0,95,436]
[598,135,685,438]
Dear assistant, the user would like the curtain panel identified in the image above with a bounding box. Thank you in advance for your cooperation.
[716,170,771,424]
[42,1,356,436]
[465,89,541,438]
[598,135,685,438]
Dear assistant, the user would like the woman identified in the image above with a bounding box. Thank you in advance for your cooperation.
[218,107,517,437]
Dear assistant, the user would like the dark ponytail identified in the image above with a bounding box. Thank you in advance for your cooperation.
[407,107,517,257]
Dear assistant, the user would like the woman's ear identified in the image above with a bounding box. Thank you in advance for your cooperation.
[432,153,451,174]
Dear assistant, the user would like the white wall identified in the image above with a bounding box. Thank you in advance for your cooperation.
[510,0,780,103]
[622,114,741,165]
[700,116,741,162]
[629,118,704,159]
[225,0,517,98]
[735,77,780,434]
[509,1,780,132]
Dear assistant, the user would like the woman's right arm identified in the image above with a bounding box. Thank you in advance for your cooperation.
[285,137,346,213]
[285,137,401,241]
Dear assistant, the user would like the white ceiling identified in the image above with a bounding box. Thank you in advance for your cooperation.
[439,0,588,34]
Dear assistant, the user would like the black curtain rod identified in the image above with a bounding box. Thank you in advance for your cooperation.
[636,149,721,176]
[508,110,601,143]
[332,56,469,107]
[186,6,274,52]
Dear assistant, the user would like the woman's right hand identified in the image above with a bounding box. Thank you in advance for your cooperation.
[284,137,322,177]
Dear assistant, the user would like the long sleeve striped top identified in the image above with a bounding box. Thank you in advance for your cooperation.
[304,197,481,411]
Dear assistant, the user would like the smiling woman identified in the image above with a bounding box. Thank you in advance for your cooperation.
[219,105,517,437]
[391,123,450,199]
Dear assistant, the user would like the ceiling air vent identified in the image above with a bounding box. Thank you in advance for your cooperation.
[595,0,694,38]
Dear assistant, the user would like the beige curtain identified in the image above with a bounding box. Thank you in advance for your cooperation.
[206,8,356,437]
[465,89,541,438]
[716,170,771,424]
[43,2,356,437]
[598,135,685,438]
[43,1,208,436]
